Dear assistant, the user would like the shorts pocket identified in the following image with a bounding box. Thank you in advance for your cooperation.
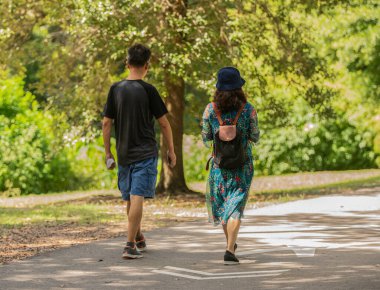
[118,166,130,193]
[147,165,158,193]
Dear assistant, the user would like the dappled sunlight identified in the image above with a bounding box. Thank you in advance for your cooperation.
[2,218,378,288]
[1,189,380,289]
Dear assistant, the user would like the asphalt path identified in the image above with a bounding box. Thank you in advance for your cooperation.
[1,186,379,289]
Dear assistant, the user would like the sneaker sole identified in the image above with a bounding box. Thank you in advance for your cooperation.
[137,247,147,252]
[122,253,143,259]
[224,261,239,265]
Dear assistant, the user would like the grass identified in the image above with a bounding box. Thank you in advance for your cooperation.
[0,193,205,229]
[249,175,380,203]
[0,203,124,228]
[1,170,380,228]
[3,176,378,228]
[0,188,115,199]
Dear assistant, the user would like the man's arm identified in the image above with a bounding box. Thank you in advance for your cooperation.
[157,115,176,168]
[102,117,115,169]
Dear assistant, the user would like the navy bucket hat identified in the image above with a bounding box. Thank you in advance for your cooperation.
[216,67,245,91]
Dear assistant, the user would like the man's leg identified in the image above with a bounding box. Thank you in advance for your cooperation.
[127,195,144,244]
[226,218,241,253]
[126,201,142,240]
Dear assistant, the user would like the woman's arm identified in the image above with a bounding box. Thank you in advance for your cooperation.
[249,106,260,144]
[201,104,213,148]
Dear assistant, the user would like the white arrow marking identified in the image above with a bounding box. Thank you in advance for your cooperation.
[152,266,289,280]
[152,270,203,280]
[165,266,287,276]
[237,246,316,257]
[237,246,289,256]
[287,246,316,257]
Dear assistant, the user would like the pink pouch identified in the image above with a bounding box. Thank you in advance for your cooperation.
[219,125,237,141]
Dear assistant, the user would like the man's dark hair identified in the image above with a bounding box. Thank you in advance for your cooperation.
[127,44,151,67]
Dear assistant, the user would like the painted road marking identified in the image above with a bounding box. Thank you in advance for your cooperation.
[152,266,289,280]
[237,246,289,256]
[237,246,316,257]
[165,266,287,276]
[201,221,380,257]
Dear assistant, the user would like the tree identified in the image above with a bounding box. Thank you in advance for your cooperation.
[311,1,380,166]
[25,0,340,193]
[47,0,232,194]
[2,0,378,195]
[227,0,378,174]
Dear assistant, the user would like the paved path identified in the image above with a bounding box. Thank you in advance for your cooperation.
[1,187,380,289]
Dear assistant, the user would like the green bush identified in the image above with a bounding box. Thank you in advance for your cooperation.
[183,135,211,182]
[0,71,118,195]
[183,116,377,182]
[255,118,376,175]
[0,72,77,195]
[65,137,117,190]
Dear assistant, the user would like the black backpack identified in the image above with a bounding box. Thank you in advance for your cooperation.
[206,102,247,170]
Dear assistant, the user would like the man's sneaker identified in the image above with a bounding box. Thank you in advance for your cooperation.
[224,250,239,265]
[136,238,147,252]
[122,243,143,259]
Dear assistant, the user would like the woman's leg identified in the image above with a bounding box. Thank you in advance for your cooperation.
[226,217,241,253]
[222,224,228,246]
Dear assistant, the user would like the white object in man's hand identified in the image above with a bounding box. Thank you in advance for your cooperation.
[106,158,116,170]
[105,153,116,170]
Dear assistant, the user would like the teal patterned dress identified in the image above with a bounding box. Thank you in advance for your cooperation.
[202,102,260,226]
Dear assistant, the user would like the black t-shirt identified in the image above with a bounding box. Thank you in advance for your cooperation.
[103,79,168,166]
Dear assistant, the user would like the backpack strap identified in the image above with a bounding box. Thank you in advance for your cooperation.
[205,156,213,171]
[213,102,246,125]
[212,102,224,126]
[233,103,246,125]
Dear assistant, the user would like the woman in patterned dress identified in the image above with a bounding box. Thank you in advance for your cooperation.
[201,67,260,265]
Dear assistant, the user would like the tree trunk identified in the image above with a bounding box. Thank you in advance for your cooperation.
[156,74,193,195]
[156,0,199,195]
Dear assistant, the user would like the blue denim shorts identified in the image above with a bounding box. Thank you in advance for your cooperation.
[118,157,158,201]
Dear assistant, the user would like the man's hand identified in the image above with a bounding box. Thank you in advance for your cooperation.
[103,117,115,170]
[106,152,114,160]
[105,152,116,170]
[158,115,176,168]
[167,150,177,168]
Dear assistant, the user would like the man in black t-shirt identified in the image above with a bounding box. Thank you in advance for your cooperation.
[102,44,176,259]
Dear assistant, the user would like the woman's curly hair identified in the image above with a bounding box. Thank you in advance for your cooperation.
[213,89,247,113]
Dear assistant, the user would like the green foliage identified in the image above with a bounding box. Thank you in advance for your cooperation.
[0,71,116,195]
[1,1,380,193]
[229,1,338,129]
[65,137,117,191]
[310,1,380,169]
[255,118,376,175]
[183,135,211,182]
[184,114,377,182]
[0,71,76,195]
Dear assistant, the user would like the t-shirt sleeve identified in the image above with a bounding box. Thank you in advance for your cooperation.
[148,86,168,119]
[103,85,116,119]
